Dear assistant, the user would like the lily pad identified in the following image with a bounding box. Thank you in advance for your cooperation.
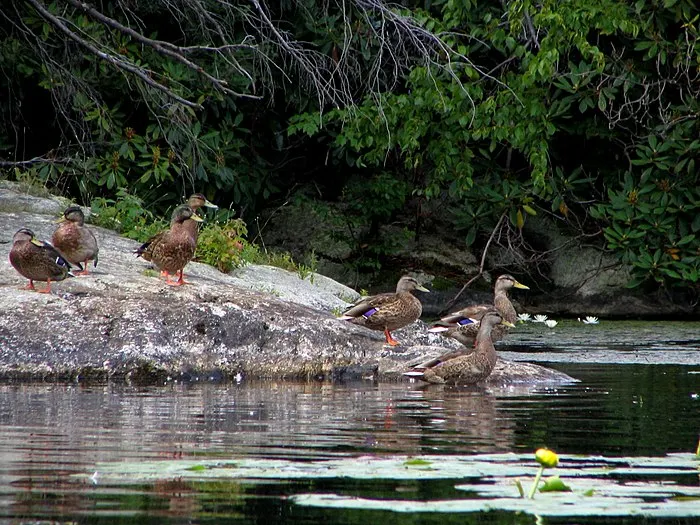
[540,475,572,492]
[87,452,700,517]
[291,492,700,517]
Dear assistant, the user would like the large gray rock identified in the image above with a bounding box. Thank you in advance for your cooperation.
[0,180,72,215]
[0,187,573,385]
[228,264,360,312]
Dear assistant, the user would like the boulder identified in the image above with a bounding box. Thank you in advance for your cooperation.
[258,200,695,318]
[0,185,573,385]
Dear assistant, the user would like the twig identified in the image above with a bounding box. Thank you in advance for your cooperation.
[441,210,507,313]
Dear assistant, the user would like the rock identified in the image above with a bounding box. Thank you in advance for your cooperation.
[258,198,696,318]
[228,264,359,312]
[0,180,72,215]
[0,186,574,385]
[514,215,693,317]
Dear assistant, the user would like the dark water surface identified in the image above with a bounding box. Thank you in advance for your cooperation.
[0,327,699,523]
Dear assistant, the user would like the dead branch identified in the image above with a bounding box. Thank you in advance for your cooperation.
[441,210,507,313]
[64,0,260,99]
[26,0,202,108]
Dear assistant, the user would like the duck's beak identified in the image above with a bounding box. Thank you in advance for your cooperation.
[501,320,516,328]
[30,238,43,247]
[513,280,530,290]
[204,199,218,209]
[416,284,430,292]
[191,214,205,223]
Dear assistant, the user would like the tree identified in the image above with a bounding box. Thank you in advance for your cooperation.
[0,0,461,209]
[290,0,700,292]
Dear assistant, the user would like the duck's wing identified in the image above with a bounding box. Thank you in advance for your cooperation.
[339,292,399,319]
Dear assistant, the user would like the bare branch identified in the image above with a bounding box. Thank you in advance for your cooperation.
[64,0,260,100]
[441,210,507,313]
[26,0,202,108]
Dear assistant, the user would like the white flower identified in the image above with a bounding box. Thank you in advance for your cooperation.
[533,314,548,323]
[583,316,599,324]
[544,319,558,328]
[517,313,532,323]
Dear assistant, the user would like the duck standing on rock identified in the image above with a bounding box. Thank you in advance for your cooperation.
[136,205,203,286]
[339,275,429,346]
[404,310,514,385]
[52,206,99,275]
[137,194,217,265]
[429,274,529,349]
[9,228,73,293]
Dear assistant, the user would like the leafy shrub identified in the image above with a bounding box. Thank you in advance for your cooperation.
[90,189,165,242]
[195,220,248,273]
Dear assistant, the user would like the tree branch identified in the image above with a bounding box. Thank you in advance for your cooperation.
[64,0,260,100]
[441,210,508,314]
[26,0,202,109]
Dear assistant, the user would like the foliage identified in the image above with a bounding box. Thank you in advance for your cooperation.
[591,134,700,288]
[90,190,165,242]
[289,0,700,291]
[2,0,700,296]
[245,248,319,283]
[89,192,316,277]
[195,219,249,273]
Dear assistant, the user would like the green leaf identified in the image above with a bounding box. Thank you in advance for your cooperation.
[540,475,572,493]
[404,458,433,467]
[522,205,537,216]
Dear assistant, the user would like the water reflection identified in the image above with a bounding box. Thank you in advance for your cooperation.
[0,362,697,523]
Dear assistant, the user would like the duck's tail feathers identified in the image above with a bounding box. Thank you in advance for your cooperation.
[134,242,151,257]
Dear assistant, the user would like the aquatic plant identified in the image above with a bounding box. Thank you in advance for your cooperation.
[533,314,548,323]
[582,316,600,324]
[89,451,700,518]
[528,448,559,499]
[544,319,558,328]
[517,313,532,323]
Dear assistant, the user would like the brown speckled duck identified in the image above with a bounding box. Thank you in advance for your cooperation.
[429,274,529,348]
[137,194,217,264]
[339,275,429,346]
[136,205,203,286]
[52,206,99,275]
[404,310,514,385]
[9,228,72,293]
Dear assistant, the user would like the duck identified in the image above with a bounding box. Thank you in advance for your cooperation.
[9,228,73,293]
[429,274,529,348]
[186,193,218,214]
[184,193,218,242]
[339,275,429,346]
[51,206,99,275]
[137,194,217,264]
[136,205,203,286]
[404,310,514,385]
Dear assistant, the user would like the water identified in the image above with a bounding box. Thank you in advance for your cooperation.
[0,324,699,523]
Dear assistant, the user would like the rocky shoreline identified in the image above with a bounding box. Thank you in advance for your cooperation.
[0,183,574,386]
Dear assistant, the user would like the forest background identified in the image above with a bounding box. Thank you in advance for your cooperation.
[1,0,698,303]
